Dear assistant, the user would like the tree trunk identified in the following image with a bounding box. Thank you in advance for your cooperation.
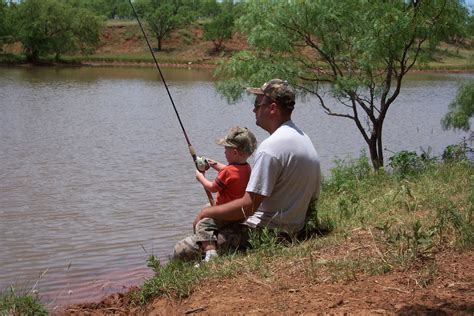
[26,49,39,63]
[157,37,162,51]
[368,137,383,170]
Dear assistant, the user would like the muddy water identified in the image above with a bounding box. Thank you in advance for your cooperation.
[0,66,471,308]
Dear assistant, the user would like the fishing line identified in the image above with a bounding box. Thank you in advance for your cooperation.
[128,0,214,205]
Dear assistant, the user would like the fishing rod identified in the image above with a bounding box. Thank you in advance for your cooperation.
[128,0,214,206]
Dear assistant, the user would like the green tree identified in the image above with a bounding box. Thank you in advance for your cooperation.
[196,0,220,18]
[442,80,474,131]
[0,1,7,49]
[14,0,102,62]
[136,0,195,51]
[65,0,132,19]
[467,14,474,37]
[204,10,234,52]
[216,0,469,169]
[0,0,14,50]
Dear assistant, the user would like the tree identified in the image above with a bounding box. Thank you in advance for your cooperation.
[14,0,102,62]
[0,1,7,49]
[0,0,14,51]
[442,80,474,131]
[65,0,132,19]
[135,0,194,51]
[216,0,469,169]
[196,0,220,18]
[204,10,234,52]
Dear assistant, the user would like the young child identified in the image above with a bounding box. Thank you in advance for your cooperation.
[194,126,257,263]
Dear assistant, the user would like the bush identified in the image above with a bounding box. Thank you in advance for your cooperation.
[324,151,372,193]
[442,138,473,162]
[388,150,434,177]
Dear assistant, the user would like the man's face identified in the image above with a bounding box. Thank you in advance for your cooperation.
[253,95,270,129]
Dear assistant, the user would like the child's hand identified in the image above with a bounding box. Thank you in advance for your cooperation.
[195,170,204,181]
[207,159,217,166]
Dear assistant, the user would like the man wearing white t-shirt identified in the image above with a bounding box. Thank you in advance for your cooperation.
[173,79,321,261]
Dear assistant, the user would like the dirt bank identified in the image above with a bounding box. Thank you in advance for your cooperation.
[61,230,473,315]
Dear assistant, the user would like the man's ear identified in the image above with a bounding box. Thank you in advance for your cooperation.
[269,102,278,113]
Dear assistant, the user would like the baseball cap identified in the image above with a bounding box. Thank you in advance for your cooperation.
[216,126,257,155]
[247,79,295,109]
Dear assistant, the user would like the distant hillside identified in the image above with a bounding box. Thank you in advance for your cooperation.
[88,20,248,65]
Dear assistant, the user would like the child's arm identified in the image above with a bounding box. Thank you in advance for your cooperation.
[195,170,219,193]
[207,159,225,172]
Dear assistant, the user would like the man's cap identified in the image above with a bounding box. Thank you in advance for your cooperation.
[216,126,257,155]
[247,78,295,110]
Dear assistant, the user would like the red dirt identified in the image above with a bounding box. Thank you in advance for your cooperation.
[93,23,248,65]
[60,229,474,315]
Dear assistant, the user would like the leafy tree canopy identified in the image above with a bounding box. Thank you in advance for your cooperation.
[0,0,15,46]
[203,2,236,52]
[442,80,474,131]
[65,0,132,19]
[216,0,469,169]
[135,0,195,51]
[13,0,103,62]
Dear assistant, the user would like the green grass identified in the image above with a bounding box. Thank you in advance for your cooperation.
[132,146,473,306]
[0,286,47,316]
[0,53,26,64]
[67,53,213,65]
[415,44,474,70]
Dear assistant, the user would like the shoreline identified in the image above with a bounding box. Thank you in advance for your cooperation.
[2,58,474,73]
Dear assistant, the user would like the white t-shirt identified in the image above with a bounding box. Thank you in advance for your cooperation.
[245,120,321,233]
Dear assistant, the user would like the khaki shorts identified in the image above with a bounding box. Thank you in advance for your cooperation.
[172,221,250,261]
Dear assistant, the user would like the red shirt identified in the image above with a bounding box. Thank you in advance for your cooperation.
[212,163,251,205]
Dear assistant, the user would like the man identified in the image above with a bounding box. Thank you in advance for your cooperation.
[173,79,321,261]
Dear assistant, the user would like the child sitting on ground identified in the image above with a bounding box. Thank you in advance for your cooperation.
[194,126,257,264]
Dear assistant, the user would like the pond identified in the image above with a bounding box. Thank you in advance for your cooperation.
[0,66,471,307]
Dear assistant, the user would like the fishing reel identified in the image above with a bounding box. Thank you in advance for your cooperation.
[195,156,210,172]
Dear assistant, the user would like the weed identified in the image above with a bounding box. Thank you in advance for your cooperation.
[248,227,284,255]
[147,254,161,274]
[433,202,474,249]
[325,151,372,193]
[134,259,211,305]
[442,138,473,162]
[0,286,47,316]
[389,150,426,177]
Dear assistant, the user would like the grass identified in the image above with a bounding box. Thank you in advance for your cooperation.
[130,144,473,307]
[415,43,474,71]
[0,286,47,316]
[0,53,26,64]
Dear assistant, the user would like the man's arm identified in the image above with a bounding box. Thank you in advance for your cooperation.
[193,191,265,227]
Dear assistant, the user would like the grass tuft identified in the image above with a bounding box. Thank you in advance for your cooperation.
[0,286,47,316]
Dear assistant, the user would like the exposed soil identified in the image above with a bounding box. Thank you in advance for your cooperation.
[87,22,248,68]
[1,22,247,68]
[60,229,474,315]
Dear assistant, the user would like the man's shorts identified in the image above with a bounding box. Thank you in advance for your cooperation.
[172,222,250,261]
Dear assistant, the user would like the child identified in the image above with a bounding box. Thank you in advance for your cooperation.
[194,126,257,263]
